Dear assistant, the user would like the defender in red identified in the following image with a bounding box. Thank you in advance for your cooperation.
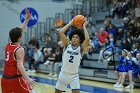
[1,9,36,93]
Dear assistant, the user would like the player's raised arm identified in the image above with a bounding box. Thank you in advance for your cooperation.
[82,22,90,53]
[20,8,31,31]
[59,20,73,47]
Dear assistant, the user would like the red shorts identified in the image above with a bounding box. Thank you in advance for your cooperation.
[1,77,32,93]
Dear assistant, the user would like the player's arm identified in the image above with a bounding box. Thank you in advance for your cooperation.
[59,20,73,47]
[81,22,90,53]
[16,47,35,88]
[20,8,31,31]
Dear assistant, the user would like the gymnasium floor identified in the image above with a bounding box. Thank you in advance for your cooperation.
[0,72,140,93]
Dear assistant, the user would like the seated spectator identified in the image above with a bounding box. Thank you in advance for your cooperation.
[43,34,56,56]
[121,35,133,51]
[104,18,112,31]
[85,46,95,60]
[43,48,56,76]
[32,46,44,73]
[92,32,100,53]
[86,22,97,35]
[53,46,63,78]
[27,36,39,72]
[112,0,121,18]
[107,23,117,38]
[120,0,129,18]
[132,41,140,57]
[98,28,109,48]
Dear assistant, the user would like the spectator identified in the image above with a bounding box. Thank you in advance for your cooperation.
[43,34,56,53]
[132,41,140,57]
[27,36,39,72]
[98,28,109,48]
[108,23,117,36]
[53,46,63,78]
[86,22,97,35]
[112,0,121,18]
[121,38,132,51]
[92,32,100,53]
[31,45,44,73]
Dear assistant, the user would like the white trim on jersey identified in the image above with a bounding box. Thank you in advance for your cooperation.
[13,46,21,61]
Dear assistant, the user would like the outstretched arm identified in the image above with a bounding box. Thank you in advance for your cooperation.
[82,22,90,53]
[59,20,73,47]
[20,8,31,31]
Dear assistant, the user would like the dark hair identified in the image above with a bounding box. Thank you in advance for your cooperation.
[9,27,22,43]
[69,28,85,44]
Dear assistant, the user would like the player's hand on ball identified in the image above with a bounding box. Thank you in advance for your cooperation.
[68,19,73,26]
[83,19,87,28]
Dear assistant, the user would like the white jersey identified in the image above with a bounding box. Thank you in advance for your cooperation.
[61,44,82,74]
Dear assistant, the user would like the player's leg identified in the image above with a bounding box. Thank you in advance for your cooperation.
[1,78,10,93]
[16,77,32,93]
[1,77,31,93]
[55,72,69,93]
[72,90,80,93]
[55,89,63,93]
[70,74,80,93]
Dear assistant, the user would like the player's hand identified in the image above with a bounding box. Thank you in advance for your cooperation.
[68,19,73,26]
[83,18,87,28]
[25,8,31,20]
[83,19,87,28]
[26,77,36,89]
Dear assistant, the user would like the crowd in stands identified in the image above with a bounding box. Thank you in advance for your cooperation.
[24,0,140,88]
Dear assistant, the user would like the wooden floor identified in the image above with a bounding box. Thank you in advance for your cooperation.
[0,72,140,93]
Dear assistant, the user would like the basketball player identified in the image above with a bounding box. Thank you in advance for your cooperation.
[1,9,36,93]
[55,19,90,93]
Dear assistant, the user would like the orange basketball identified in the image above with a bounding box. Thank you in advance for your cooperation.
[73,15,86,29]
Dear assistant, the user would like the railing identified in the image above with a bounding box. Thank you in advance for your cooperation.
[25,27,37,44]
[37,22,46,38]
[24,0,113,45]
[46,17,55,34]
[55,13,64,21]
[102,47,116,70]
[64,8,73,23]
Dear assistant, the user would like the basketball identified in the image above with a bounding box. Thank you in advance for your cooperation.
[73,15,86,29]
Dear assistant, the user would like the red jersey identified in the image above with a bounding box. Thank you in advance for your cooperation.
[3,43,24,76]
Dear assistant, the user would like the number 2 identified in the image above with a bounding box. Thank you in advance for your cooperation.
[69,56,74,63]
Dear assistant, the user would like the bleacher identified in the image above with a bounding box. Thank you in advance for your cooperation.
[22,0,140,87]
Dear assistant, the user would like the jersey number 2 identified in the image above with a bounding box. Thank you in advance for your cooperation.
[69,56,74,63]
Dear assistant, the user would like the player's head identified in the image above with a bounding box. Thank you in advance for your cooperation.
[69,28,85,46]
[9,27,22,43]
